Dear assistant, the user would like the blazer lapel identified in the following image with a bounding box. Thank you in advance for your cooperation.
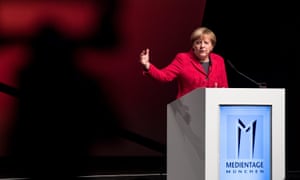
[190,60,207,75]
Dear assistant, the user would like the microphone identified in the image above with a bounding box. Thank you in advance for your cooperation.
[226,59,267,88]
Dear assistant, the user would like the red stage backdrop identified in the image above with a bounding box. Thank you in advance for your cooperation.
[0,0,206,157]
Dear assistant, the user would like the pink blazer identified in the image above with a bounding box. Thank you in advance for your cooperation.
[144,50,228,98]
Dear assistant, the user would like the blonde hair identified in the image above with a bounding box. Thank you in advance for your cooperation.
[190,27,217,47]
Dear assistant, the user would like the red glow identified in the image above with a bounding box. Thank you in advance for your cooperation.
[0,1,99,38]
[0,0,206,156]
[0,45,29,87]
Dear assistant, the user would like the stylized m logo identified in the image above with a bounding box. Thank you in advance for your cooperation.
[237,119,257,158]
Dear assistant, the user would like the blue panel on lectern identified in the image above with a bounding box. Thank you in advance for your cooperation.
[220,105,271,180]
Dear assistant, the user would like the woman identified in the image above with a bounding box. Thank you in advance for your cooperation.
[140,26,228,99]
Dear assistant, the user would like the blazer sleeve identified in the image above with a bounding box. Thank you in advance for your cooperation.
[218,56,229,88]
[144,53,184,82]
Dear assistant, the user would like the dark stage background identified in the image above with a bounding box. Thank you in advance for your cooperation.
[0,0,295,179]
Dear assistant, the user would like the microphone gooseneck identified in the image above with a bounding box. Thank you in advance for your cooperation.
[226,59,267,88]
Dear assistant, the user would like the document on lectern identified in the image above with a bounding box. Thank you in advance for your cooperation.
[219,105,271,180]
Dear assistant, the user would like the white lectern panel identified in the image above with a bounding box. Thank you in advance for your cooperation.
[167,88,285,180]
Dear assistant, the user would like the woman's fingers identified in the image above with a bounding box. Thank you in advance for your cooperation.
[140,48,149,56]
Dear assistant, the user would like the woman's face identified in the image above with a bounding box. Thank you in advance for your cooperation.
[192,34,213,61]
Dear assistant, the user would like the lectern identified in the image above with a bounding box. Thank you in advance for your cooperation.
[167,88,285,180]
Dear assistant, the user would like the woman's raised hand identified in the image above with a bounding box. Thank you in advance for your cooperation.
[139,48,150,70]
